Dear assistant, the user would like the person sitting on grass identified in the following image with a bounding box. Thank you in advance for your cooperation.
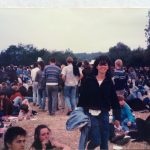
[30,124,71,150]
[3,126,27,150]
[18,104,31,121]
[115,95,136,133]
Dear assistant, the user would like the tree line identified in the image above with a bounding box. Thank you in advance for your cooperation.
[0,42,149,67]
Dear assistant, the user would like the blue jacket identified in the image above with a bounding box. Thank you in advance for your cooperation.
[120,103,135,123]
[66,107,91,131]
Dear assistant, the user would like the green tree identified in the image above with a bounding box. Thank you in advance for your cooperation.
[0,44,39,66]
[129,47,145,67]
[108,42,131,66]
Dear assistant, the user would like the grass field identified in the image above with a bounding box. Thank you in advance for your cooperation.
[0,103,150,150]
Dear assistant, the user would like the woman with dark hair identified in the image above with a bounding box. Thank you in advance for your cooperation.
[30,124,70,150]
[78,55,121,150]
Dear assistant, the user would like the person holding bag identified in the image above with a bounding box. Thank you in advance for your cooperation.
[78,55,121,150]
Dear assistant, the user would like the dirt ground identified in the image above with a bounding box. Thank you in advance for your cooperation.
[0,103,150,150]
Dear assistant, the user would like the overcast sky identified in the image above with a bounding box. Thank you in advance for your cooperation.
[0,8,149,53]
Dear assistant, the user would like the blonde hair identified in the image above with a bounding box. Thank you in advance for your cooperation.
[115,59,123,68]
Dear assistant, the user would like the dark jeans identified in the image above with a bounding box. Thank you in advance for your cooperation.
[38,88,46,110]
[46,85,59,114]
[79,111,109,150]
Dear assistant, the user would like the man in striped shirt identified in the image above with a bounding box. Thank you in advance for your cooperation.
[43,58,61,115]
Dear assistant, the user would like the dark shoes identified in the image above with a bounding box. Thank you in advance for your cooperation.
[49,112,55,116]
[115,137,130,145]
[111,134,130,145]
[111,134,125,143]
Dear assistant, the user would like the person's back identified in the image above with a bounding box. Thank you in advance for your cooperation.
[43,58,61,115]
[44,64,61,84]
[61,56,81,115]
[31,64,40,82]
[62,64,79,86]
[35,61,46,111]
[113,59,128,96]
[35,69,45,89]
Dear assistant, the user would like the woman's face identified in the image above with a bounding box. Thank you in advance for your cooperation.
[96,63,109,74]
[39,128,51,143]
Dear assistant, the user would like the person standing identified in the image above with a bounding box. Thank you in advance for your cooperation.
[43,58,61,115]
[61,56,81,115]
[31,62,40,106]
[78,55,121,150]
[35,61,46,111]
[113,59,128,97]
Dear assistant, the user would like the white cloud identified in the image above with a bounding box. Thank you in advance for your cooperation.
[0,8,148,53]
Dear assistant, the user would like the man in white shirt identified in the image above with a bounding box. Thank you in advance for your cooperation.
[31,62,40,106]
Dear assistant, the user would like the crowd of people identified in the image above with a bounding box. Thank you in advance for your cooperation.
[0,55,150,149]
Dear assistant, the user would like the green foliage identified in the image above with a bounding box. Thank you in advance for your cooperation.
[108,42,131,66]
[0,42,148,67]
[144,48,150,66]
[130,47,145,67]
[0,44,76,67]
[0,44,39,66]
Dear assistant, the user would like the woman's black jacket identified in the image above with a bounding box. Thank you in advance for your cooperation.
[78,75,121,121]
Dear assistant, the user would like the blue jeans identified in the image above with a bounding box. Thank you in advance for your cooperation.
[79,111,109,150]
[121,118,136,132]
[32,81,39,105]
[13,96,22,107]
[38,88,46,110]
[64,85,77,111]
[12,96,23,115]
[46,85,59,114]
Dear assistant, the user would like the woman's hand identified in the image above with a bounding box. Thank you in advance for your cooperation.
[114,120,120,128]
[41,140,48,150]
[127,121,131,126]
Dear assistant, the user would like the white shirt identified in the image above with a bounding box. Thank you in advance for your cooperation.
[31,67,40,82]
[61,64,79,86]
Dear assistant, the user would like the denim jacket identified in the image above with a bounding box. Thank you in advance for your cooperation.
[66,107,91,131]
